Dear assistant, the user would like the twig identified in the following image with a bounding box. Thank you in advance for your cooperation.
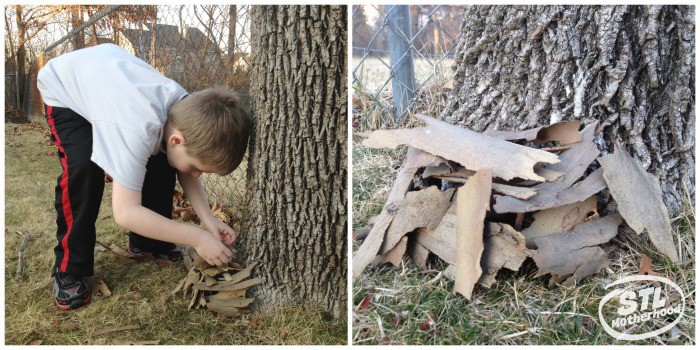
[15,230,30,277]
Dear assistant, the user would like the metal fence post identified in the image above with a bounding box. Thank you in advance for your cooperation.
[386,5,415,123]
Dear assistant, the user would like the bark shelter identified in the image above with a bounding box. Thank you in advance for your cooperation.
[441,5,694,215]
[242,6,348,318]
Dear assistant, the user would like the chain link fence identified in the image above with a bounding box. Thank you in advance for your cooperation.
[352,4,463,130]
[5,5,251,211]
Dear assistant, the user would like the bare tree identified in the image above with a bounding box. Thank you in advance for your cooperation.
[441,5,694,215]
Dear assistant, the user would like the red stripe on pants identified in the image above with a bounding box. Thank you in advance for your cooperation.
[47,106,74,272]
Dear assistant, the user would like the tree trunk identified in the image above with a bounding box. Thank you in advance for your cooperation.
[441,5,694,215]
[70,6,84,50]
[15,5,26,108]
[244,5,348,319]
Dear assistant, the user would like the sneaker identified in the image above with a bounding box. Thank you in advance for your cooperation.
[128,244,182,265]
[53,269,91,311]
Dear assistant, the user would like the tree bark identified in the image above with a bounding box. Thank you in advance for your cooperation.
[441,5,694,215]
[15,5,26,108]
[244,5,348,319]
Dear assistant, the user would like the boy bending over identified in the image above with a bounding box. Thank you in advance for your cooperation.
[37,44,251,310]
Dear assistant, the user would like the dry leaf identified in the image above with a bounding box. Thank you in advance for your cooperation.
[598,144,679,263]
[419,319,435,331]
[249,316,260,328]
[442,79,455,90]
[454,168,491,300]
[638,254,663,287]
[391,315,402,326]
[359,294,372,311]
[361,114,559,182]
[380,336,391,345]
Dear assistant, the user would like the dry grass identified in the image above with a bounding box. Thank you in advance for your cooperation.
[352,56,454,132]
[351,142,695,345]
[4,120,346,345]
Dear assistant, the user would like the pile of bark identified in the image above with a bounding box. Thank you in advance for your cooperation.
[353,114,680,299]
[173,248,260,316]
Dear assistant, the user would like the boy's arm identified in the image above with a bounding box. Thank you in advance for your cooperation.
[111,181,232,266]
[178,171,237,244]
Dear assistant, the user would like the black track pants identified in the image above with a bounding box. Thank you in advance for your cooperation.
[46,106,176,276]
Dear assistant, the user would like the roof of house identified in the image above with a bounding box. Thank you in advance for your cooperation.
[119,23,221,53]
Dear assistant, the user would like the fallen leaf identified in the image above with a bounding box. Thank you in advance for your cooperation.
[598,144,679,263]
[379,336,391,345]
[419,319,435,331]
[249,316,260,327]
[454,168,491,300]
[390,315,401,326]
[442,79,455,90]
[638,254,663,286]
[359,294,373,311]
[361,114,559,182]
[29,339,43,345]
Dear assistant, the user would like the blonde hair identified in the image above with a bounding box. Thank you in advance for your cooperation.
[168,87,251,175]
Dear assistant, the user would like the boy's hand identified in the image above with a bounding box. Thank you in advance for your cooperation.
[193,229,233,266]
[206,219,237,245]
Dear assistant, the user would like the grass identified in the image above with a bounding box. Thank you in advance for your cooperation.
[352,56,454,132]
[4,120,346,345]
[351,141,695,345]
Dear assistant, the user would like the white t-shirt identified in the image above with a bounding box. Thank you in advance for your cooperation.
[37,44,188,192]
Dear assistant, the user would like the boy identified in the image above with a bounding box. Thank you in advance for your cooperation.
[37,43,251,310]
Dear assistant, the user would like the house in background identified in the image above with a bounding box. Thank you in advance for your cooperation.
[117,23,221,77]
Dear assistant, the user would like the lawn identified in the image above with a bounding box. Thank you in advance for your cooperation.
[4,119,346,345]
[351,141,696,345]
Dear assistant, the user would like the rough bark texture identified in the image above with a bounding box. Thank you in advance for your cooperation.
[244,5,347,318]
[442,5,694,215]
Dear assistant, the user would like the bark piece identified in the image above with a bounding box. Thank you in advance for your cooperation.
[192,277,261,292]
[484,120,582,145]
[454,168,491,300]
[495,167,606,213]
[529,214,623,286]
[598,145,680,263]
[479,223,534,288]
[86,277,111,297]
[353,147,441,277]
[352,166,413,277]
[380,186,455,254]
[422,163,453,178]
[416,202,457,264]
[408,240,430,268]
[361,114,559,182]
[492,183,538,200]
[379,236,408,267]
[204,298,254,309]
[206,290,247,301]
[353,224,373,241]
[522,196,598,239]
